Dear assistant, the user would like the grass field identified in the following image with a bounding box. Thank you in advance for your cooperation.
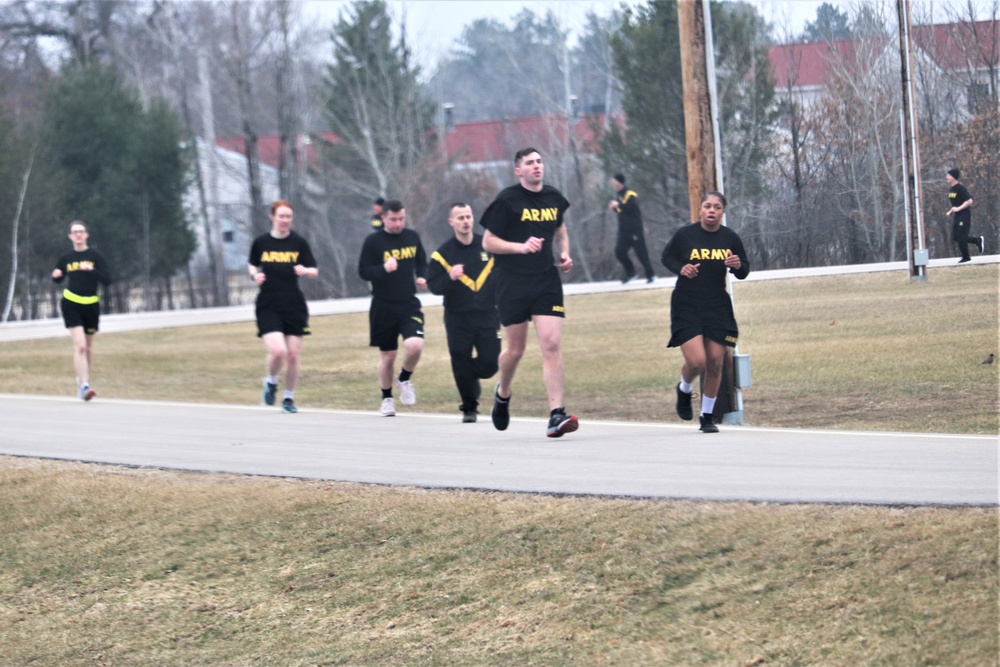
[0,265,997,665]
[1,265,997,433]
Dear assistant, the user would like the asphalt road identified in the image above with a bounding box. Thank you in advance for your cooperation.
[2,258,997,506]
[1,394,995,506]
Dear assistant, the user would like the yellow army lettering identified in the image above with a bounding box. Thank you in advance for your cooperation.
[552,305,565,313]
[383,246,418,261]
[66,261,95,272]
[520,207,559,222]
[260,251,300,263]
[687,248,730,261]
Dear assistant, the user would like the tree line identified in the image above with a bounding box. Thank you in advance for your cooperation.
[0,0,996,320]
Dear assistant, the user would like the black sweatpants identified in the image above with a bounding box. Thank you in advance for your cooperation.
[615,226,654,279]
[444,309,501,412]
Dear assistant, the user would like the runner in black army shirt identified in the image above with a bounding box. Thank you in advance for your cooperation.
[608,173,655,283]
[427,203,500,423]
[945,168,983,263]
[248,200,319,414]
[358,199,428,416]
[52,221,112,401]
[481,147,578,438]
[662,192,750,433]
[370,197,385,231]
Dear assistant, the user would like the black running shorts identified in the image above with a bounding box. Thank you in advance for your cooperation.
[61,299,100,334]
[495,268,565,327]
[369,296,425,351]
[667,291,738,348]
[256,300,310,337]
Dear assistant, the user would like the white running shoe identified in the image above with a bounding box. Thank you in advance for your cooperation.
[381,397,396,417]
[395,378,416,405]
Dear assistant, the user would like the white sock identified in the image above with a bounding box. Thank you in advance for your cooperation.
[701,395,716,415]
[679,379,694,394]
[284,390,294,400]
[266,375,277,385]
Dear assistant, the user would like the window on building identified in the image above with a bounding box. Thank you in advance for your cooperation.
[967,82,990,115]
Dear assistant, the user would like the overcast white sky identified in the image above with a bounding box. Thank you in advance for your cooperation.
[304,0,835,70]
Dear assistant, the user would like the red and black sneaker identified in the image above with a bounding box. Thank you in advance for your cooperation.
[546,412,579,438]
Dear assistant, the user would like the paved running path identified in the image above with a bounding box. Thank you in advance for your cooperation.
[2,394,994,506]
[3,259,996,505]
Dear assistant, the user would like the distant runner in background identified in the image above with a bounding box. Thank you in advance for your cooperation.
[52,220,112,401]
[371,197,385,231]
[608,173,655,284]
[945,168,983,263]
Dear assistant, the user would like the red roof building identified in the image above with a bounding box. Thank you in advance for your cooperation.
[769,20,999,112]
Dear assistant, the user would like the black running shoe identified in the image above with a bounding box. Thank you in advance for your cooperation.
[491,385,510,431]
[262,380,277,406]
[699,413,719,433]
[462,410,478,423]
[675,383,693,421]
[282,398,298,414]
[546,412,579,438]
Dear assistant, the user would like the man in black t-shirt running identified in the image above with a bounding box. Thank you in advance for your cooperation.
[945,168,983,263]
[358,199,428,417]
[481,147,579,438]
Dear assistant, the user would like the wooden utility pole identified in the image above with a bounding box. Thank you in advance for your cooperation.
[678,0,716,222]
[677,0,742,423]
[896,0,928,280]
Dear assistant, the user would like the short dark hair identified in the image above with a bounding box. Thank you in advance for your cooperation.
[514,147,540,166]
[947,168,961,180]
[374,197,385,206]
[383,199,404,214]
[613,173,626,184]
[450,201,469,212]
[701,191,728,209]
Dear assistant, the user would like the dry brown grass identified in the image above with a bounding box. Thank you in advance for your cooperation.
[1,265,997,665]
[1,458,996,666]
